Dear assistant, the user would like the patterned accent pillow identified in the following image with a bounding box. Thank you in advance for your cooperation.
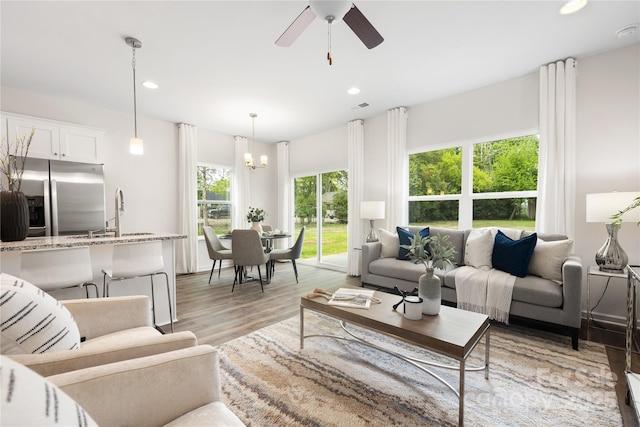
[1,355,98,426]
[0,273,80,353]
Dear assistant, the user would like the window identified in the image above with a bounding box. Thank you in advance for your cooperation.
[293,170,349,269]
[409,147,462,228]
[197,164,232,236]
[408,134,538,230]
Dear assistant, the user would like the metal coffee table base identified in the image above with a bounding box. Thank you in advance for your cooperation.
[300,312,490,426]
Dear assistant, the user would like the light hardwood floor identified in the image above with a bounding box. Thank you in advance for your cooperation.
[169,263,361,346]
[168,263,638,426]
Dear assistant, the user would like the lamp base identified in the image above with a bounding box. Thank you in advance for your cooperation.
[365,219,378,243]
[595,223,628,273]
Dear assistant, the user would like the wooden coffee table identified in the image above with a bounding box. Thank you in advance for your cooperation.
[300,287,490,427]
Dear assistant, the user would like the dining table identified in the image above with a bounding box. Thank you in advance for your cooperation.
[219,230,292,284]
[219,231,292,253]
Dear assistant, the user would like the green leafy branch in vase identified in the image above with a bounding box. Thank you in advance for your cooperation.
[246,206,266,223]
[611,195,640,226]
[401,232,456,272]
[0,129,35,192]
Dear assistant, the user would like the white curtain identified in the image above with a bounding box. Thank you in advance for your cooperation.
[233,136,251,230]
[176,123,198,274]
[277,141,292,248]
[347,120,365,276]
[536,58,577,237]
[387,107,408,229]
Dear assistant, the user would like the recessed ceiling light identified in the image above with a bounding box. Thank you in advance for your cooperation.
[559,0,587,15]
[142,81,158,89]
[347,87,360,95]
[616,24,639,39]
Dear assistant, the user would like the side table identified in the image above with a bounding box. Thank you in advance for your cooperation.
[586,266,629,342]
[626,265,640,418]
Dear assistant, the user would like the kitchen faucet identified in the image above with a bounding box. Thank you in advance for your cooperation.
[115,187,124,237]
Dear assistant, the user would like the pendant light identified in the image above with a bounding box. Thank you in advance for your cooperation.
[126,37,144,155]
[244,113,267,169]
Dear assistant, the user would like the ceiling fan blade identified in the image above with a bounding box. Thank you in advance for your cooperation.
[275,5,317,47]
[343,4,384,49]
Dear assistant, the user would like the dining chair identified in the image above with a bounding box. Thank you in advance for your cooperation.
[203,226,233,283]
[102,241,174,332]
[269,226,305,283]
[20,246,99,298]
[261,224,273,232]
[231,229,270,292]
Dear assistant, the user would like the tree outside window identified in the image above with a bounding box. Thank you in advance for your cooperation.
[408,134,538,230]
[197,165,231,236]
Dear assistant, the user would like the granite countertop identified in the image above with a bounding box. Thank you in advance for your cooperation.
[0,232,187,252]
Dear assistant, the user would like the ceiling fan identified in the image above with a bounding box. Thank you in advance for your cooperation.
[275,0,384,65]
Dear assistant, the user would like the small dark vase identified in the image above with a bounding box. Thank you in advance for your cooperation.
[1,191,29,242]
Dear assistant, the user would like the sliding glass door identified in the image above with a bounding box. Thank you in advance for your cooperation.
[293,170,348,270]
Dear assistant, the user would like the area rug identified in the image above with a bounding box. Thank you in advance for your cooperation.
[215,312,622,426]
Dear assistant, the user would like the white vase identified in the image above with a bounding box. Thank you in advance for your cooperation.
[418,269,441,315]
[251,222,263,234]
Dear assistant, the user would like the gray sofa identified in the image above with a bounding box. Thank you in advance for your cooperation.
[361,226,583,349]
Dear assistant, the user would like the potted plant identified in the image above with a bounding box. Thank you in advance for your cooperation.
[0,129,35,242]
[401,232,456,315]
[246,206,266,233]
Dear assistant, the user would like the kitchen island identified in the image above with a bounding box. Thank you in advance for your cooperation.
[0,232,186,327]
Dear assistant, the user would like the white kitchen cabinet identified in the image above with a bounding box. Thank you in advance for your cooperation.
[2,113,105,164]
[59,125,104,163]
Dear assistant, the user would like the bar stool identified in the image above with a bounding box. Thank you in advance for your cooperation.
[102,241,174,333]
[20,246,98,298]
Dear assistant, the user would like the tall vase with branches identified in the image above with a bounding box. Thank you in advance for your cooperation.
[1,129,35,242]
[401,232,456,315]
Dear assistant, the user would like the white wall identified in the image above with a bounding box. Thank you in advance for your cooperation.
[288,126,348,177]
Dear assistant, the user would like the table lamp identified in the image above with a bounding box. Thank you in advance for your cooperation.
[586,191,640,273]
[360,201,385,243]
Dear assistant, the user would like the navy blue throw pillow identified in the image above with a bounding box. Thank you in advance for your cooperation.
[397,227,429,261]
[491,230,537,277]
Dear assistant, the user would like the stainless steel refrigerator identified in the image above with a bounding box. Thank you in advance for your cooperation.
[19,158,106,237]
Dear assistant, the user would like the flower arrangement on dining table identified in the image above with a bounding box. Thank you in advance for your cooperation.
[246,207,266,223]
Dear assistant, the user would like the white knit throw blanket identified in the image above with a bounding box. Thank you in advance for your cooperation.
[455,266,516,324]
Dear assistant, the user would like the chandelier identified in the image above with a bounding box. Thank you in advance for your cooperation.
[244,113,267,169]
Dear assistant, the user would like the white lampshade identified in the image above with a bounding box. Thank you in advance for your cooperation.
[586,192,640,223]
[360,201,385,219]
[260,155,268,166]
[130,137,143,155]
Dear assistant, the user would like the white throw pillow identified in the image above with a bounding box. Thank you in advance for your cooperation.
[528,239,574,283]
[490,227,523,240]
[1,273,80,353]
[464,228,494,269]
[377,228,399,258]
[1,355,98,426]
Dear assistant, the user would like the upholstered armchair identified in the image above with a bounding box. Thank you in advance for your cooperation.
[2,289,197,377]
[2,346,245,426]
